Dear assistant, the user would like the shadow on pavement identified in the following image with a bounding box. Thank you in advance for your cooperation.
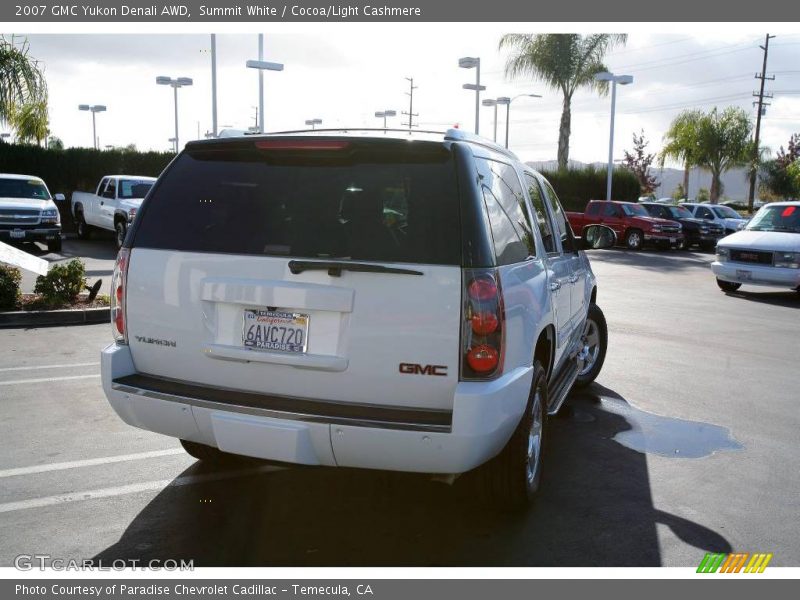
[722,289,800,308]
[94,384,732,567]
[589,248,713,273]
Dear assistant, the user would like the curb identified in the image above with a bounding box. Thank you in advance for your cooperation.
[0,307,109,328]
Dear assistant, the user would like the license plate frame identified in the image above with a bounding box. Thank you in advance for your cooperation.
[242,309,309,354]
[9,229,25,239]
[669,237,677,244]
[735,269,753,281]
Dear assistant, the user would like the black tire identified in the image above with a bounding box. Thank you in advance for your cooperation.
[47,237,62,253]
[574,303,608,388]
[114,220,127,250]
[478,359,548,511]
[180,439,230,464]
[75,209,91,240]
[717,279,741,292]
[624,229,643,251]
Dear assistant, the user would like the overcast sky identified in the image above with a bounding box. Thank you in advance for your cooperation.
[10,29,800,165]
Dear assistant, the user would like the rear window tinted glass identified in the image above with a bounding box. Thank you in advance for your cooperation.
[477,158,534,265]
[132,141,461,265]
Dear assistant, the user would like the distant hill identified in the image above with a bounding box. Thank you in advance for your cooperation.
[526,160,755,201]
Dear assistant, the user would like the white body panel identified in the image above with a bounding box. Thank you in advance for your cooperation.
[71,175,155,232]
[124,248,462,410]
[713,223,800,289]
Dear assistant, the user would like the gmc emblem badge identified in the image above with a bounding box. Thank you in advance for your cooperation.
[399,363,448,376]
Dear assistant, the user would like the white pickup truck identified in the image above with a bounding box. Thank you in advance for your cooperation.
[72,175,156,248]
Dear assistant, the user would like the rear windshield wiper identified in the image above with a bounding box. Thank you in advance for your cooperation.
[288,260,424,277]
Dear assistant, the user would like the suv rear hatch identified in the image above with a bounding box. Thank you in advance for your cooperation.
[124,136,463,411]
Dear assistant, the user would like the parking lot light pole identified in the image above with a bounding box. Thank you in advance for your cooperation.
[156,76,193,152]
[246,34,284,134]
[78,104,107,150]
[481,99,499,143]
[304,118,322,129]
[498,94,542,149]
[595,72,633,200]
[374,110,397,129]
[459,57,485,135]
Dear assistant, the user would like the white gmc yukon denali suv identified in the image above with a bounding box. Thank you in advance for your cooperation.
[101,129,615,509]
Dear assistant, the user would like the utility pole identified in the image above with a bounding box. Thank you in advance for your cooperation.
[748,33,776,212]
[401,77,419,131]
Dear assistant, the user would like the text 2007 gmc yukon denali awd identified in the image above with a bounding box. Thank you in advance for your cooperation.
[101,129,616,509]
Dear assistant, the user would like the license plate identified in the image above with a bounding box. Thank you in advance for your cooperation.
[735,269,752,281]
[669,237,676,243]
[9,230,25,239]
[242,309,309,353]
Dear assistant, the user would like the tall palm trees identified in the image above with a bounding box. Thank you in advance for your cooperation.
[661,107,753,203]
[499,34,628,170]
[0,35,47,138]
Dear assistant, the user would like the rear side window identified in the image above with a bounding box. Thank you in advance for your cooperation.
[132,141,461,265]
[476,158,534,265]
[524,173,556,254]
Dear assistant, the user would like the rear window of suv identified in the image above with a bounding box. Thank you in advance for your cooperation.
[132,140,462,265]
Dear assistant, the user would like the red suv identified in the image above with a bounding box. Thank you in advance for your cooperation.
[567,200,684,250]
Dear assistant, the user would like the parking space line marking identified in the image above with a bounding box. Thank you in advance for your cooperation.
[0,449,186,479]
[0,374,100,386]
[0,465,277,514]
[0,362,100,373]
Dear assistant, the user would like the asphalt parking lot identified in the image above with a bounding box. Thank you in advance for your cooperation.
[0,248,798,567]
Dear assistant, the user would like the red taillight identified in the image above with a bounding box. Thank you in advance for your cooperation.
[255,140,350,151]
[467,345,499,373]
[461,269,504,380]
[468,276,497,301]
[471,311,498,335]
[111,248,130,343]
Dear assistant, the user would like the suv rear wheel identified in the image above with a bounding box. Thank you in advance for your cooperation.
[574,303,608,388]
[180,439,231,464]
[479,360,547,511]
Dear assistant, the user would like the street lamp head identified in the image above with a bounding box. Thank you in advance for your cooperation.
[482,99,497,107]
[156,76,172,85]
[463,83,487,91]
[617,75,634,85]
[496,97,511,105]
[246,60,284,72]
[594,72,614,82]
[92,105,107,113]
[78,104,90,111]
[176,77,193,87]
[458,57,479,69]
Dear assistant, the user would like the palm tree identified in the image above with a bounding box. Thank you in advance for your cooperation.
[694,107,753,203]
[0,35,47,126]
[660,109,703,200]
[499,33,628,169]
[9,99,49,146]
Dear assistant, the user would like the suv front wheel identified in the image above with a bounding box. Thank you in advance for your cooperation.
[574,303,608,388]
[624,229,643,250]
[479,360,547,511]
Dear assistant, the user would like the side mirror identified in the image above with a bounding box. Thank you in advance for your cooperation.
[581,224,616,250]
[53,193,66,202]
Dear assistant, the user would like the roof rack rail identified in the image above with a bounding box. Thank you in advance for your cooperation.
[444,128,519,160]
[265,127,447,136]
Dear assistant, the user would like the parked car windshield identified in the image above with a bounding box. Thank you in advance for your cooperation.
[746,205,800,233]
[0,178,51,200]
[621,203,649,217]
[712,205,742,219]
[119,179,154,199]
[132,140,462,265]
[667,206,693,219]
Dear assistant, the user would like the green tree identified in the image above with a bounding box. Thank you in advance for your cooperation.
[499,33,628,169]
[759,134,800,200]
[660,109,703,200]
[0,35,47,126]
[9,98,49,145]
[694,107,753,203]
[47,135,63,150]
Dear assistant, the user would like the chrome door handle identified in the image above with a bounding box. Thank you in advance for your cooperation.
[550,281,561,291]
